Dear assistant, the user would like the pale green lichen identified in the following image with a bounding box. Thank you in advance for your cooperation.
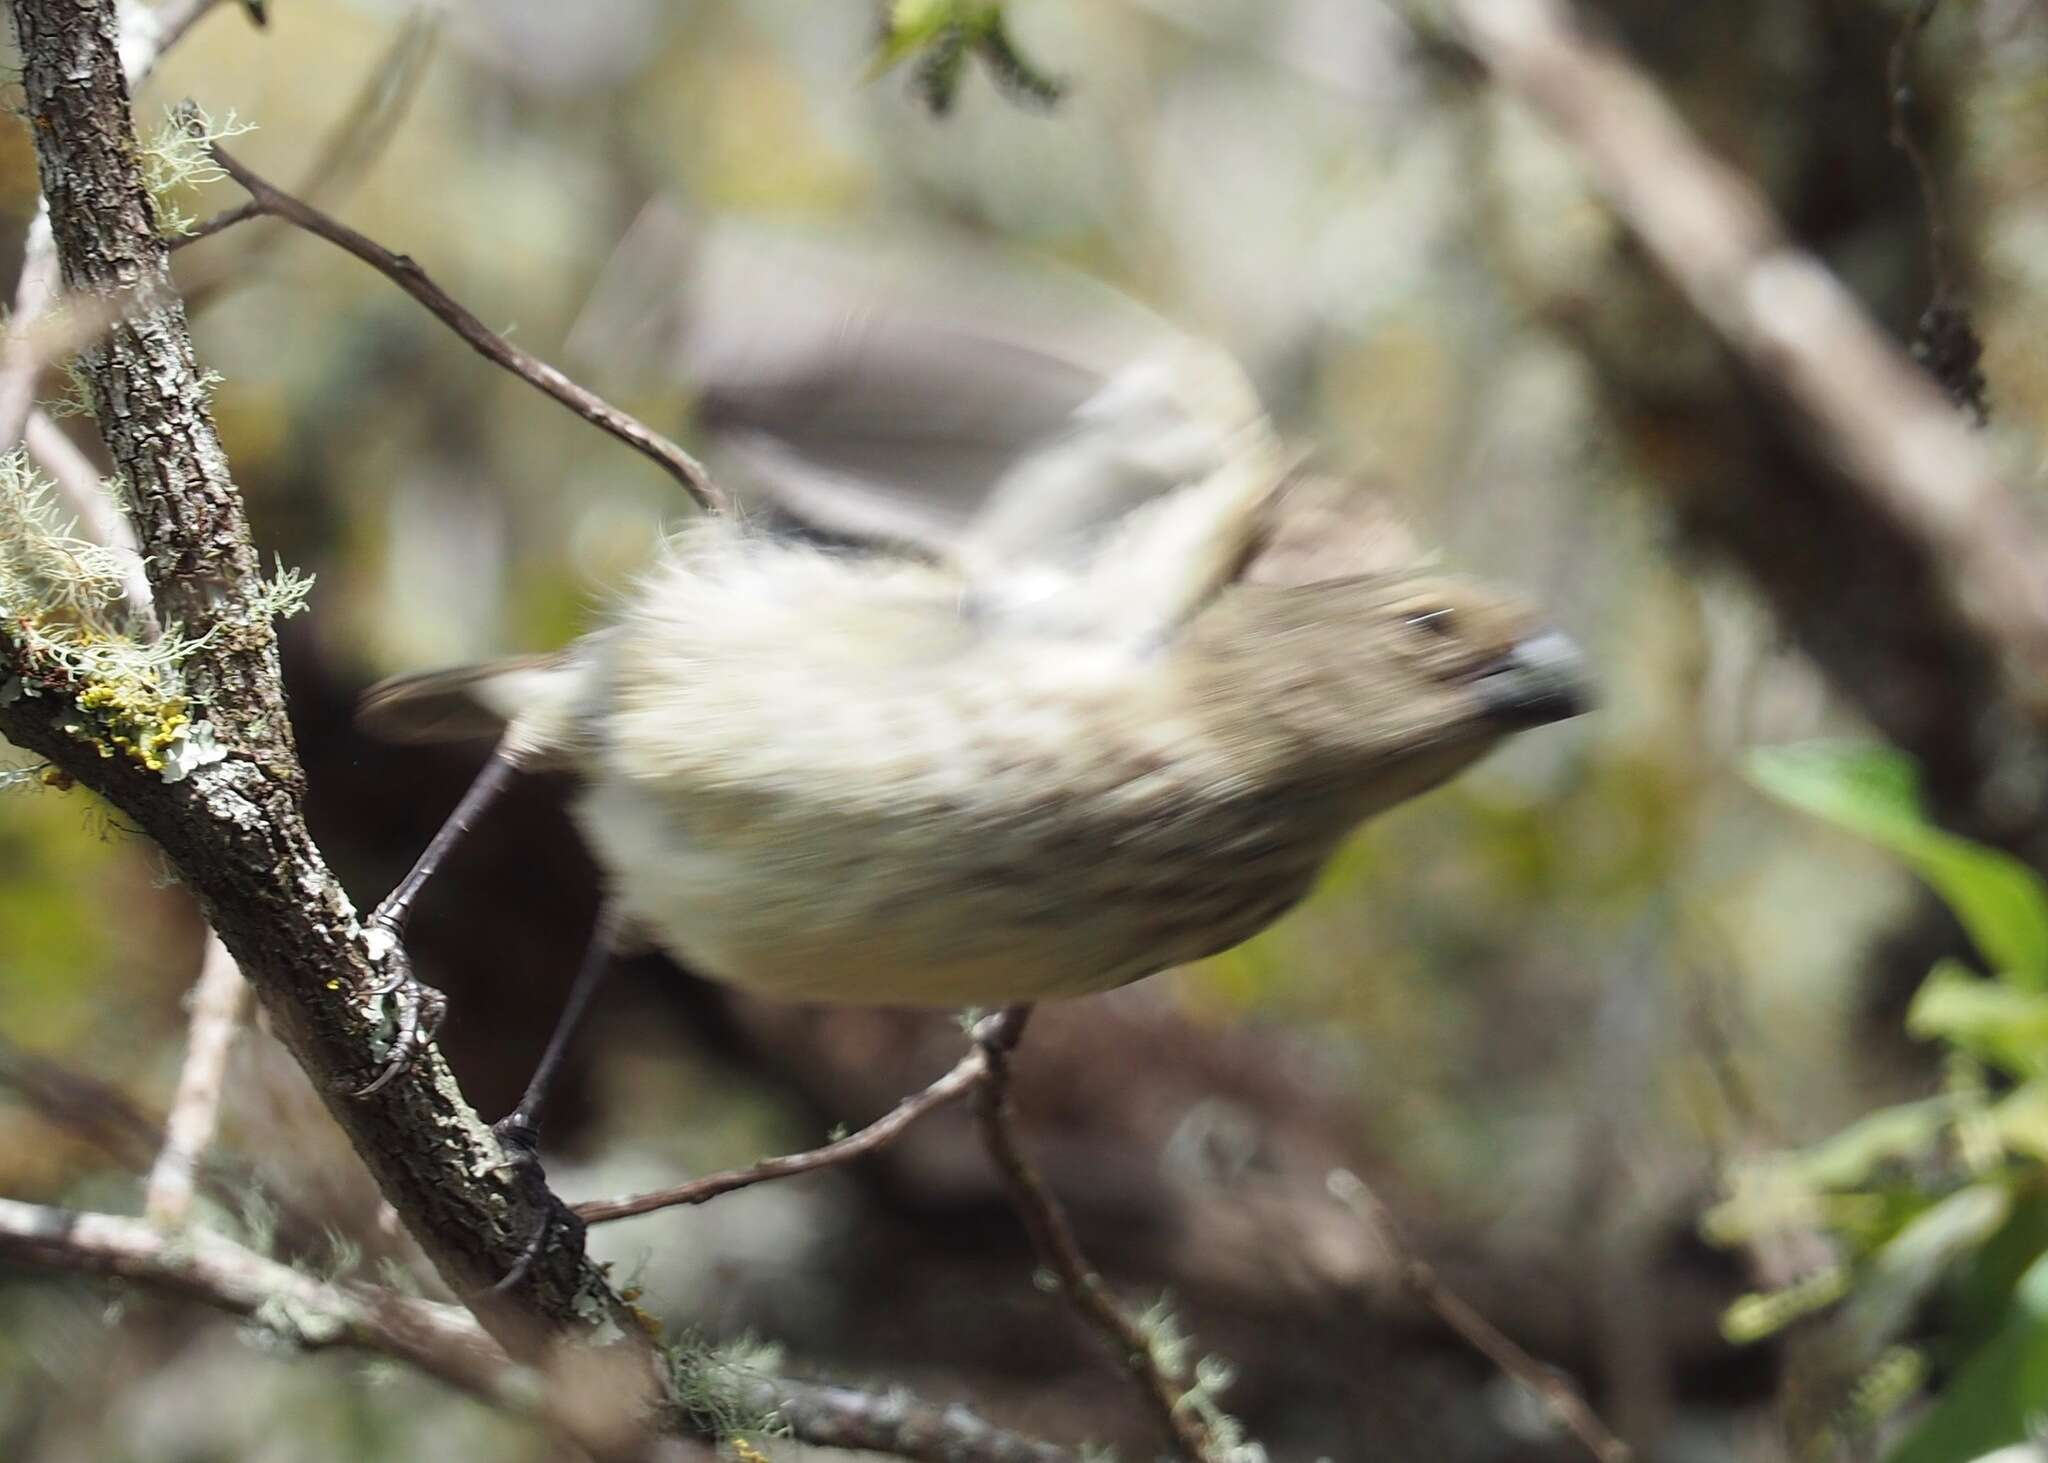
[47,354,98,422]
[248,554,316,624]
[0,453,128,613]
[141,104,254,238]
[1133,1297,1266,1463]
[0,451,310,781]
[0,450,189,766]
[661,1331,791,1445]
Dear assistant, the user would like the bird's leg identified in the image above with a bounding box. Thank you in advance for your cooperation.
[491,899,624,1162]
[465,903,621,1299]
[354,740,523,1096]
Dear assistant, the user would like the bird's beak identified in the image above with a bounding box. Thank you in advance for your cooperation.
[1472,630,1590,730]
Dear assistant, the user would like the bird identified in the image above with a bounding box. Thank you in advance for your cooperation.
[355,218,1587,1101]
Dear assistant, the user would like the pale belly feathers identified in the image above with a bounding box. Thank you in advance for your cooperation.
[567,558,1344,1004]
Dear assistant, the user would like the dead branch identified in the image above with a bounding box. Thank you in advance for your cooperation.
[144,931,251,1225]
[0,1189,1082,1462]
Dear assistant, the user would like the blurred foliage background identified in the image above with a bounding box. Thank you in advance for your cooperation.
[8,0,2048,1459]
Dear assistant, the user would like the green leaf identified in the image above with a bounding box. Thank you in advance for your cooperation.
[1791,1098,1960,1191]
[1836,1184,2012,1365]
[1746,743,2048,988]
[1886,1250,2048,1463]
[1909,963,2048,1077]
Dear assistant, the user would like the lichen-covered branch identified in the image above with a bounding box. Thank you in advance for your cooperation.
[741,1377,1081,1463]
[1,0,641,1367]
[0,1189,1081,1463]
[0,14,1095,1461]
[0,1197,715,1463]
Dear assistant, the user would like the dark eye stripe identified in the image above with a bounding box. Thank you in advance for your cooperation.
[1407,608,1458,637]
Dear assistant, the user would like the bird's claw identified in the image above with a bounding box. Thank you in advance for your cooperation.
[350,921,447,1098]
[467,1126,574,1300]
[490,1110,542,1170]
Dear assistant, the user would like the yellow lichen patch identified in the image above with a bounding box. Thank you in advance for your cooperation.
[69,680,191,772]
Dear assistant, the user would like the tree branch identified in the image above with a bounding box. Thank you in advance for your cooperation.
[0,1197,713,1463]
[188,135,727,516]
[743,1377,1082,1463]
[144,930,250,1225]
[3,0,649,1375]
[0,1189,1082,1463]
[1446,0,2048,713]
[0,0,228,452]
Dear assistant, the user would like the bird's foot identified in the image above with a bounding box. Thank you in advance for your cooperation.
[489,1109,543,1172]
[350,914,447,1097]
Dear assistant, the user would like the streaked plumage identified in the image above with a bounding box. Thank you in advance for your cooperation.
[364,223,1588,1005]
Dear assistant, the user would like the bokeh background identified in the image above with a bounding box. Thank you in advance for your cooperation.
[7,1,2048,1459]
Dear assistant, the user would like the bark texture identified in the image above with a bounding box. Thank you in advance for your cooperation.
[0,0,634,1358]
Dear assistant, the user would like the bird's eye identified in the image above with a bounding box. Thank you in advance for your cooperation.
[1407,608,1458,639]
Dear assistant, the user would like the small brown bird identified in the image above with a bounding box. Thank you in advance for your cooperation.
[363,223,1586,1018]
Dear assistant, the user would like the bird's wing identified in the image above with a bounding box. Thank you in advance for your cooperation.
[572,204,1131,552]
[573,206,1321,646]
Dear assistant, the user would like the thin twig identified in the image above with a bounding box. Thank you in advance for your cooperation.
[1330,1170,1633,1463]
[178,199,261,247]
[192,136,728,516]
[175,8,441,314]
[588,1010,1244,1458]
[144,931,252,1225]
[577,1032,994,1225]
[972,1005,1232,1463]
